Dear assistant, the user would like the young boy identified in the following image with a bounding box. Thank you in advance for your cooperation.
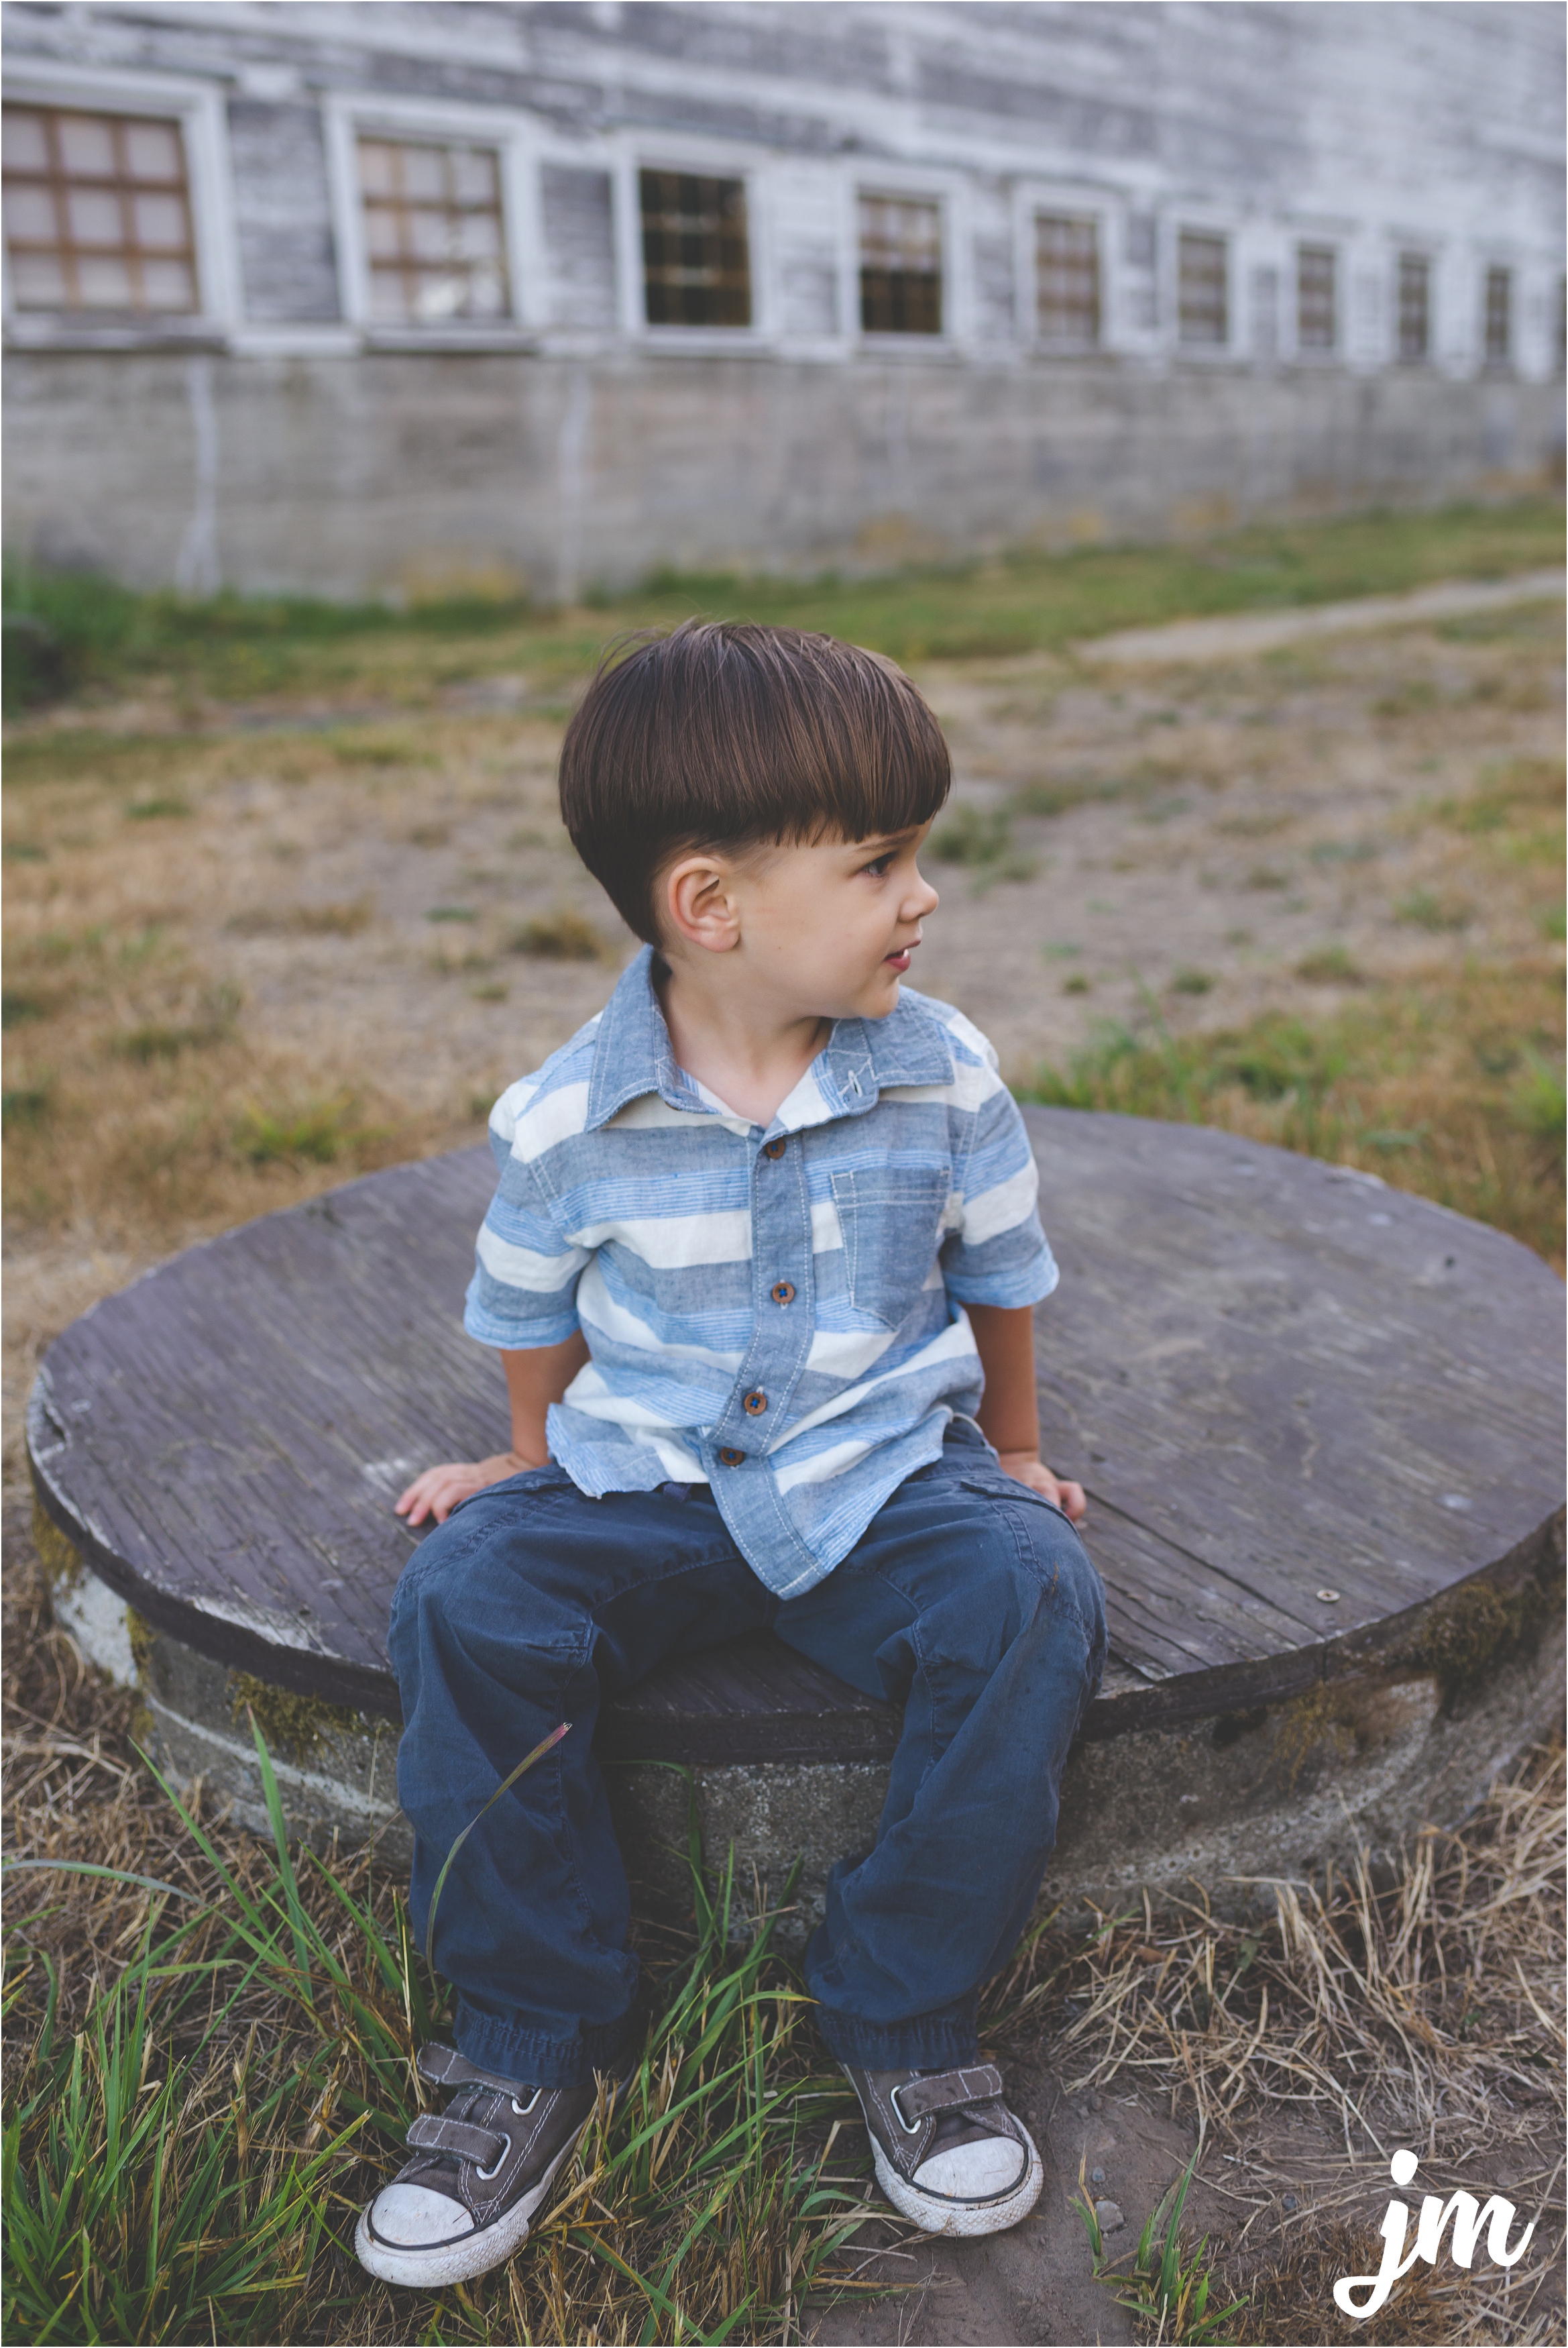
[356,623,1105,2290]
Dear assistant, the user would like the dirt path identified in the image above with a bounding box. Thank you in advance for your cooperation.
[1079,566,1563,663]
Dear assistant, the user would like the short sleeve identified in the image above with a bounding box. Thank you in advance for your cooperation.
[940,1080,1058,1309]
[463,1122,592,1349]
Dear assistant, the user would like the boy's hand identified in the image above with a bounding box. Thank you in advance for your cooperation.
[394,1451,541,1528]
[995,1450,1087,1524]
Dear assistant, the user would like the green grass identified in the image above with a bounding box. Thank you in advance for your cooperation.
[5,498,1561,712]
[1,1723,871,2346]
[1022,963,1565,1263]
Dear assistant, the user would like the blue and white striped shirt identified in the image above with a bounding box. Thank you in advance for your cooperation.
[465,946,1058,1597]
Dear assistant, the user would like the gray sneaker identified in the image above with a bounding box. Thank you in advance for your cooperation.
[842,2061,1043,2237]
[355,2043,618,2290]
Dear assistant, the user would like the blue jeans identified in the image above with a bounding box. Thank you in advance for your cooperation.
[389,1425,1106,2088]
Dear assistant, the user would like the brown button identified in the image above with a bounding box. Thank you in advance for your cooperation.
[771,1280,795,1307]
[742,1390,768,1416]
[718,1446,746,1466]
[762,1138,787,1160]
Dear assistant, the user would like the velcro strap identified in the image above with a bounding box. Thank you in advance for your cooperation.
[895,2064,1004,2122]
[406,2113,506,2165]
[418,2042,531,2097]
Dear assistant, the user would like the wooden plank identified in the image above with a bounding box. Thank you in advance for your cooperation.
[27,1115,1565,1754]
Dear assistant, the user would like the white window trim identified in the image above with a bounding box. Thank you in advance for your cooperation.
[844,165,969,350]
[1,60,241,342]
[1012,180,1124,356]
[1167,213,1243,360]
[611,134,774,348]
[322,91,545,344]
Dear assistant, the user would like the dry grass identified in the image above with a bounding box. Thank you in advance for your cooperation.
[983,1742,1567,2343]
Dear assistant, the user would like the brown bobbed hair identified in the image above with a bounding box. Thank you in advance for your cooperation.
[557,619,952,944]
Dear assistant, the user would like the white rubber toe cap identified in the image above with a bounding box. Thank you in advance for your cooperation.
[913,2139,1027,2199]
[368,2182,475,2247]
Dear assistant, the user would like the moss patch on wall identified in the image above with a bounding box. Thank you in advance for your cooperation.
[31,1501,84,1593]
[228,1670,383,1765]
[1418,1562,1556,1707]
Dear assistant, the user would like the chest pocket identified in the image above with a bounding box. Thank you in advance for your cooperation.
[830,1167,952,1331]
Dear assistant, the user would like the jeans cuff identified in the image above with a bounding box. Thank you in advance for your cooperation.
[811,1994,978,2072]
[453,1994,643,2090]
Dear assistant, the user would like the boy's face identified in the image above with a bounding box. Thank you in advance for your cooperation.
[665,822,940,1022]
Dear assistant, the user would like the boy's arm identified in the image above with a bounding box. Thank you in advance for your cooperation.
[968,1303,1087,1524]
[394,1331,591,1527]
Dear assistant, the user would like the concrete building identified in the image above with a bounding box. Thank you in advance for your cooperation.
[3,1,1563,600]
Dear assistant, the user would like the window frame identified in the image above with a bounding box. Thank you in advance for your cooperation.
[1011,182,1121,356]
[1,64,239,344]
[1169,216,1237,360]
[323,92,543,345]
[611,137,770,348]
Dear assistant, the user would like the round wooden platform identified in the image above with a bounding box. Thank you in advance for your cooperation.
[29,1109,1564,1774]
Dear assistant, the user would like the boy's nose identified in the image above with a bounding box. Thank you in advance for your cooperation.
[907,866,940,918]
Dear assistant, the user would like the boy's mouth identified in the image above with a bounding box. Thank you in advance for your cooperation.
[883,947,913,973]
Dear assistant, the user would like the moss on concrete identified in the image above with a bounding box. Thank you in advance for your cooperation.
[228,1670,381,1764]
[31,1501,83,1593]
[1418,1566,1553,1707]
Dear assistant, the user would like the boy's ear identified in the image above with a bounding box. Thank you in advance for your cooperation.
[663,853,742,955]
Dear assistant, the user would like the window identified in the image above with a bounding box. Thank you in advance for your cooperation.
[357,137,508,325]
[1396,252,1429,362]
[1177,230,1227,347]
[1296,244,1337,352]
[639,170,750,328]
[859,195,942,335]
[3,102,196,312]
[1483,264,1512,366]
[1035,212,1099,345]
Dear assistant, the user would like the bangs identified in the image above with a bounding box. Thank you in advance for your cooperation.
[558,621,951,942]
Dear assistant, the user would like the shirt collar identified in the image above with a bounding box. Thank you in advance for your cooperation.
[584,943,954,1132]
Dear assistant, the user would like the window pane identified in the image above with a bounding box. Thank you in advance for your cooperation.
[131,191,186,250]
[3,109,50,171]
[3,182,58,241]
[859,193,942,334]
[640,169,752,327]
[123,119,182,182]
[1397,254,1429,361]
[56,113,117,176]
[140,256,195,307]
[3,103,194,311]
[1297,244,1336,350]
[1484,266,1511,363]
[399,144,447,203]
[357,136,510,325]
[76,253,134,305]
[9,248,66,303]
[357,140,398,199]
[65,185,123,244]
[369,264,411,321]
[1178,230,1227,346]
[1035,212,1099,343]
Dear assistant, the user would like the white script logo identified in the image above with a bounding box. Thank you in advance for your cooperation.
[1333,2149,1537,2320]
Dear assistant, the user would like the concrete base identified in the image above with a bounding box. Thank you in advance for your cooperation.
[40,1505,1563,1949]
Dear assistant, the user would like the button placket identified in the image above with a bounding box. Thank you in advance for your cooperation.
[709,1131,813,1477]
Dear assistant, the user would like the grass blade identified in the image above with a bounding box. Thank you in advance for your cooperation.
[423,1720,570,1974]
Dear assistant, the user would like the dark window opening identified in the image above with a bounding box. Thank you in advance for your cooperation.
[1296,244,1337,352]
[859,194,942,335]
[1397,252,1430,362]
[1483,264,1512,367]
[640,170,751,328]
[1178,229,1227,347]
[1035,212,1099,345]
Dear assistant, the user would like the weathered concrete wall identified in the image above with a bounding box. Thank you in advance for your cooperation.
[8,344,1559,599]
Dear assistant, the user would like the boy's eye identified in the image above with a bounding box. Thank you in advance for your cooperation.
[861,853,893,876]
